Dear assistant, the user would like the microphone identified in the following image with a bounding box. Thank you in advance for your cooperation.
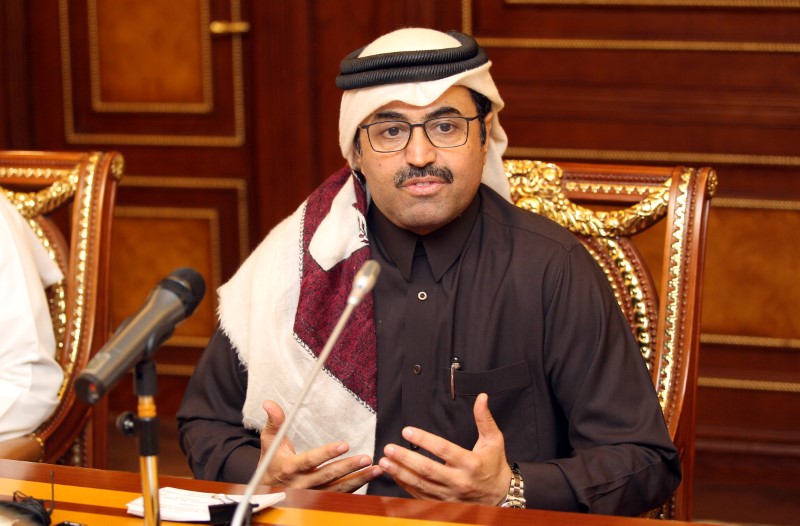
[75,267,206,405]
[347,259,380,305]
[230,259,380,526]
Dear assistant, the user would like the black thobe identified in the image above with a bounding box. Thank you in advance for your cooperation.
[178,185,680,516]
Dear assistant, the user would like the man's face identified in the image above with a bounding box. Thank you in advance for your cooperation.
[355,86,492,235]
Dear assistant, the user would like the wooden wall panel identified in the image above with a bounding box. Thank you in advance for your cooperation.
[105,174,249,418]
[94,0,206,105]
[703,204,800,338]
[58,0,244,145]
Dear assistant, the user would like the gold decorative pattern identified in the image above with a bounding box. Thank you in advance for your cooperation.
[0,166,78,218]
[601,238,654,368]
[657,168,692,414]
[62,153,98,400]
[506,159,671,237]
[59,0,246,146]
[0,153,101,402]
[27,220,68,386]
[581,239,655,370]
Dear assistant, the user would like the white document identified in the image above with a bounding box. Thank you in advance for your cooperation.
[126,486,285,522]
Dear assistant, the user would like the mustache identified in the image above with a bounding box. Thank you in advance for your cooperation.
[394,165,454,187]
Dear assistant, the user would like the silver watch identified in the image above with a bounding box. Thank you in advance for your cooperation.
[498,463,526,508]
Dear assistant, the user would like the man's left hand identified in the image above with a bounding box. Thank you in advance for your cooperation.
[378,393,512,505]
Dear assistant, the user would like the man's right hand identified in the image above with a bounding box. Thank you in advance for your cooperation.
[258,400,383,492]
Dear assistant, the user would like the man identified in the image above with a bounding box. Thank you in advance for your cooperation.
[0,192,64,441]
[178,28,680,515]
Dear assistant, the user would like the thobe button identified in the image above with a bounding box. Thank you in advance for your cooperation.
[410,364,422,375]
[417,291,427,301]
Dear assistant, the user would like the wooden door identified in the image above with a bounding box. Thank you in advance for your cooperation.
[16,0,455,467]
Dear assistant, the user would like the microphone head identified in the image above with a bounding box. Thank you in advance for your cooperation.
[159,267,206,316]
[347,260,380,305]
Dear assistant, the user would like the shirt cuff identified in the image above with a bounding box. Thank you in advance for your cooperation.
[518,461,581,512]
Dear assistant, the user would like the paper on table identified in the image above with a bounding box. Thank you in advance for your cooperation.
[126,486,285,522]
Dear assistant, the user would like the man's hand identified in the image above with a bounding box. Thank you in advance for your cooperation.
[378,393,512,505]
[258,400,383,492]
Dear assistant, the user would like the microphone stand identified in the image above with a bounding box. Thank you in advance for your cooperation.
[118,359,161,526]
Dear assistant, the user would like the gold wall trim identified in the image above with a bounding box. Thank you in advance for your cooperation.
[505,146,800,167]
[121,175,250,263]
[699,376,800,394]
[462,0,474,35]
[87,0,213,113]
[711,197,800,211]
[59,0,246,146]
[477,37,800,53]
[115,206,223,296]
[155,363,196,377]
[162,335,210,349]
[462,0,800,53]
[702,333,800,350]
[506,0,800,8]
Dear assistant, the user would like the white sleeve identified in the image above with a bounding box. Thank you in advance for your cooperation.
[0,194,64,441]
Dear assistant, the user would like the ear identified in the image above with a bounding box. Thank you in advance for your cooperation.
[351,147,362,170]
[482,111,494,154]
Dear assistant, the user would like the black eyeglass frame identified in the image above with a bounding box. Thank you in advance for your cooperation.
[358,115,479,153]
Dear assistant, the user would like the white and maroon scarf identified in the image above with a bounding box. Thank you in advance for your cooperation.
[218,167,377,492]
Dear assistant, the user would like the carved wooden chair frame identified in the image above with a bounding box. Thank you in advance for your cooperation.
[505,159,717,520]
[0,150,122,466]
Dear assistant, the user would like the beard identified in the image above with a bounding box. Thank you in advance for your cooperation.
[393,165,454,187]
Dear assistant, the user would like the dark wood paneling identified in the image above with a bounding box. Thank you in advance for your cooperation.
[457,1,800,521]
[0,0,34,148]
[4,0,800,522]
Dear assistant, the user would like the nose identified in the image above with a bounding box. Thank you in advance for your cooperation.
[404,126,436,167]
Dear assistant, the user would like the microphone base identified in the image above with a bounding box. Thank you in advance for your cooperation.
[209,502,252,525]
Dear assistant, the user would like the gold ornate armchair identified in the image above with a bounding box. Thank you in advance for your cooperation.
[0,150,123,466]
[504,160,716,520]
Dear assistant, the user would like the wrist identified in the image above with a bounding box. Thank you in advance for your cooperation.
[497,462,526,509]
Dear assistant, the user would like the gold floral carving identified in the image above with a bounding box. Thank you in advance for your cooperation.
[0,166,78,218]
[0,153,101,401]
[506,160,671,237]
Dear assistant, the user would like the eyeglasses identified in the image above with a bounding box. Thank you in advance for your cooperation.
[359,116,479,153]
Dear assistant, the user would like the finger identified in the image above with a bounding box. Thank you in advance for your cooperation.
[379,450,448,500]
[311,457,383,492]
[473,393,504,448]
[261,400,285,438]
[292,441,351,473]
[259,400,297,461]
[327,465,385,493]
[399,426,468,466]
[380,443,453,495]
